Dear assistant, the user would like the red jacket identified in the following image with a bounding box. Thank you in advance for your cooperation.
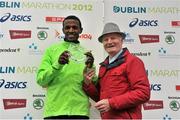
[83,48,150,119]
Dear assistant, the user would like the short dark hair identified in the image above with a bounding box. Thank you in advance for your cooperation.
[63,15,82,29]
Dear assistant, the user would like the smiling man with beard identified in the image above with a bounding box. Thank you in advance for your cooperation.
[37,15,96,119]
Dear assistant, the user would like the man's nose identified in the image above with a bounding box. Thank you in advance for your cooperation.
[69,27,74,32]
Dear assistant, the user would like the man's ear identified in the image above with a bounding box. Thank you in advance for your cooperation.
[80,28,83,33]
[62,28,65,34]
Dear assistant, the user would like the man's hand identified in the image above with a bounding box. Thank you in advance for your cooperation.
[84,51,94,68]
[95,99,111,113]
[83,67,95,85]
[58,51,70,65]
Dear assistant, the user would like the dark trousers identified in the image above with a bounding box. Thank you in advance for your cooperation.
[44,115,89,120]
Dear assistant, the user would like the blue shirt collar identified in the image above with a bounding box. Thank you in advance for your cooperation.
[109,49,123,64]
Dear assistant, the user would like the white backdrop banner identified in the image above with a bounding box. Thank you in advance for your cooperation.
[104,0,180,119]
[0,0,103,119]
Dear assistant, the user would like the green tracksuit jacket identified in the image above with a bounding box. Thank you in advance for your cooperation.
[36,41,96,118]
